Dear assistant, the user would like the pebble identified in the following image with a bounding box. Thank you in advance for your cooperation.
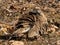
[9,40,24,45]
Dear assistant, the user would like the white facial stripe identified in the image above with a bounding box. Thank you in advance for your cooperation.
[22,27,30,33]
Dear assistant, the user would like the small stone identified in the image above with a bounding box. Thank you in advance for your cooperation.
[9,40,24,45]
[57,40,60,45]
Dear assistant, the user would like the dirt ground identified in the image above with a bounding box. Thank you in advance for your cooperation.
[0,0,60,45]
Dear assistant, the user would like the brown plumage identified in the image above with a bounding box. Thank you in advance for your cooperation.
[12,7,48,37]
